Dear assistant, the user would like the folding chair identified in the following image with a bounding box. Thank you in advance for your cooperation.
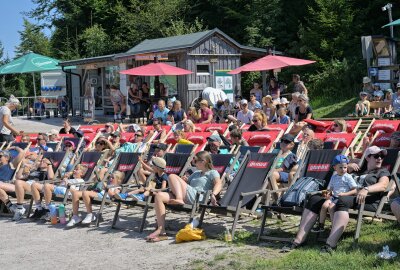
[173,144,197,154]
[111,152,194,231]
[258,149,342,243]
[198,152,278,239]
[242,130,283,152]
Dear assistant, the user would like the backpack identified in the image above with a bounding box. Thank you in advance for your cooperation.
[280,177,325,207]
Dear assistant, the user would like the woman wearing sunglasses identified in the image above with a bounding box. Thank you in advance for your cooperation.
[146,151,222,242]
[285,146,390,253]
[330,119,347,133]
[248,112,275,132]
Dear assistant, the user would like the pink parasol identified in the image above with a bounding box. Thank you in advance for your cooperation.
[120,62,192,76]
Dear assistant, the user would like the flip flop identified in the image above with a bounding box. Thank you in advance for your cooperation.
[147,234,168,243]
[145,231,162,241]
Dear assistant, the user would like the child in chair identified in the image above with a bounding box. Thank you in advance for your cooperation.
[311,155,358,233]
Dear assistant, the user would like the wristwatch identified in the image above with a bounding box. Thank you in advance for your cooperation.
[363,186,369,192]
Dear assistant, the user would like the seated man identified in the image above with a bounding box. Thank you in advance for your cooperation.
[152,100,170,124]
[269,134,298,196]
[29,164,89,220]
[30,133,53,153]
[137,143,168,184]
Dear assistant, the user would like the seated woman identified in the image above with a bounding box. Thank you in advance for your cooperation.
[173,130,193,145]
[59,118,77,135]
[148,118,167,144]
[182,119,196,133]
[296,125,315,159]
[145,151,222,242]
[248,112,280,132]
[285,146,390,253]
[187,107,200,123]
[66,170,125,227]
[295,94,313,123]
[330,119,347,133]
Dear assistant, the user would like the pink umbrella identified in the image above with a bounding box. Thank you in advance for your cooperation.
[120,62,192,76]
[228,55,316,74]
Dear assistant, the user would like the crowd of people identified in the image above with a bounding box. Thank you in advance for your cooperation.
[0,72,400,252]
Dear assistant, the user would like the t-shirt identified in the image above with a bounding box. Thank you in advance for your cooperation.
[28,170,48,181]
[327,173,358,197]
[0,106,12,135]
[248,101,262,111]
[250,89,263,103]
[153,108,170,124]
[154,173,169,189]
[356,168,390,199]
[295,106,313,122]
[392,93,400,111]
[168,109,185,122]
[188,169,219,194]
[278,115,290,124]
[199,108,213,123]
[293,81,306,94]
[0,163,15,181]
[59,127,77,135]
[236,110,254,124]
[110,89,123,103]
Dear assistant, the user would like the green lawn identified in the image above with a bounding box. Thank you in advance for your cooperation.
[188,220,400,270]
[311,96,358,119]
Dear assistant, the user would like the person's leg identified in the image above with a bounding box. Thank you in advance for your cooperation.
[0,188,8,203]
[269,170,280,191]
[328,202,336,221]
[325,211,349,248]
[113,103,119,120]
[70,189,83,216]
[0,183,15,211]
[147,191,172,238]
[82,190,98,214]
[294,209,318,245]
[390,198,400,223]
[319,200,330,225]
[44,183,55,206]
[167,174,188,205]
[121,102,126,115]
[15,180,31,204]
[31,182,44,206]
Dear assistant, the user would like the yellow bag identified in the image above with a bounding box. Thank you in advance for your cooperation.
[175,224,206,243]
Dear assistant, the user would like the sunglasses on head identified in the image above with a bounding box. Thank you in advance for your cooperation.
[281,139,292,144]
[369,153,384,159]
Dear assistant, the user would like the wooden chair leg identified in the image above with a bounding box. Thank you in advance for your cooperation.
[95,196,107,227]
[258,208,268,241]
[198,207,207,229]
[232,197,243,240]
[354,203,365,243]
[26,197,34,217]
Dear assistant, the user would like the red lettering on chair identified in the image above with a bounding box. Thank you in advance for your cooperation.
[53,161,60,167]
[81,161,96,168]
[247,161,269,168]
[118,164,135,171]
[213,166,225,174]
[165,166,181,174]
[307,164,330,172]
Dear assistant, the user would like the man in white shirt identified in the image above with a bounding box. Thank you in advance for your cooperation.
[235,99,254,124]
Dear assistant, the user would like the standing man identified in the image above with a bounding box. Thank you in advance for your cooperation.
[0,95,23,143]
[292,74,308,96]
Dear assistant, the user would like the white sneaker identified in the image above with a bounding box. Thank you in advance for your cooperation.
[12,207,26,221]
[81,213,96,225]
[66,215,82,228]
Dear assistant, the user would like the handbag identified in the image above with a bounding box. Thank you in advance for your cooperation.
[176,224,206,243]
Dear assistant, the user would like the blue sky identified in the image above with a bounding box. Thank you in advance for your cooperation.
[0,1,49,59]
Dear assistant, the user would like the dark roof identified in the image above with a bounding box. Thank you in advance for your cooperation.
[115,28,267,59]
[59,54,115,66]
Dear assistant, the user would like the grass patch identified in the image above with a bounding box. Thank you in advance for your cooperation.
[186,220,400,270]
[311,96,357,118]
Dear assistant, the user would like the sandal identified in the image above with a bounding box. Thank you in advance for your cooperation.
[147,234,168,242]
[145,231,161,241]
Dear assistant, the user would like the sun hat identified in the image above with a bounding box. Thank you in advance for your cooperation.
[155,143,168,151]
[152,157,166,170]
[332,155,350,166]
[386,89,393,94]
[240,99,248,105]
[207,134,222,143]
[280,97,289,104]
[64,140,75,149]
[47,129,59,136]
[362,77,371,84]
[281,133,295,143]
[365,146,387,157]
[0,150,11,158]
[359,91,368,96]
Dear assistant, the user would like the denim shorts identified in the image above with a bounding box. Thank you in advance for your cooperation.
[279,172,289,183]
[54,186,67,195]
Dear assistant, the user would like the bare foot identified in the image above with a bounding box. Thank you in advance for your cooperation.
[168,199,185,205]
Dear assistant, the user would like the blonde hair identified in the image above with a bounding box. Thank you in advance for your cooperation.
[277,107,287,116]
[174,130,186,139]
[188,107,200,120]
[253,112,268,127]
[334,119,347,132]
[112,170,125,184]
[196,151,213,170]
[184,120,195,132]
[76,164,89,177]
[6,95,20,106]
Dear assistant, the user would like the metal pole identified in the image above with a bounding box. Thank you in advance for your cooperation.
[32,72,37,99]
[388,6,394,38]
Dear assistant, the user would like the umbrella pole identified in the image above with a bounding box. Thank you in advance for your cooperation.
[32,72,37,99]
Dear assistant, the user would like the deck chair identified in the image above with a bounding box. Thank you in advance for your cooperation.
[6,142,30,151]
[94,152,142,226]
[111,152,194,231]
[349,148,400,243]
[46,142,61,152]
[173,144,197,154]
[198,152,278,239]
[258,148,342,243]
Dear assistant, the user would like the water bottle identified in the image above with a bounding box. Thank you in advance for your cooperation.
[224,225,232,242]
[49,204,58,224]
[58,204,66,224]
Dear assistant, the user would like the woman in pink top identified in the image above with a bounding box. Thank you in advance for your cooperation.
[198,99,213,124]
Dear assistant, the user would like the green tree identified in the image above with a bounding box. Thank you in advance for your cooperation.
[14,18,51,57]
[161,17,206,37]
[80,24,109,57]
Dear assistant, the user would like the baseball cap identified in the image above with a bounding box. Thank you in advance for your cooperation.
[0,150,11,158]
[64,140,75,149]
[47,129,58,136]
[281,133,295,143]
[111,131,121,137]
[359,91,368,96]
[155,143,168,151]
[365,146,387,157]
[152,157,166,170]
[332,154,350,166]
[207,134,222,143]
[362,77,371,84]
[240,99,248,105]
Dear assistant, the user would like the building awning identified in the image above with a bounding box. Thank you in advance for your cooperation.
[58,54,116,67]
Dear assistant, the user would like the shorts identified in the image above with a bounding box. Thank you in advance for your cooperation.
[279,172,289,183]
[330,197,339,204]
[393,197,400,204]
[97,190,109,200]
[54,186,67,195]
[26,180,36,186]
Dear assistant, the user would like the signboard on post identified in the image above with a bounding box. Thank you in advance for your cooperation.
[215,70,233,102]
[135,53,168,61]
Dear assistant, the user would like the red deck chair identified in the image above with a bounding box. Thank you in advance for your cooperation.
[242,124,288,132]
[314,132,359,150]
[119,132,134,144]
[28,133,39,146]
[83,133,98,148]
[312,120,360,133]
[186,132,212,152]
[195,123,229,135]
[242,131,281,152]
[371,132,392,148]
[58,134,74,139]
[369,120,400,135]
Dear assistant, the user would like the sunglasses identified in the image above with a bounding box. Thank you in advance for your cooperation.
[65,144,73,147]
[369,154,385,159]
[281,139,292,145]
[333,124,339,127]
[96,142,105,146]
[37,137,45,141]
[193,158,205,163]
[135,134,143,137]
[252,119,259,122]
[105,125,111,128]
